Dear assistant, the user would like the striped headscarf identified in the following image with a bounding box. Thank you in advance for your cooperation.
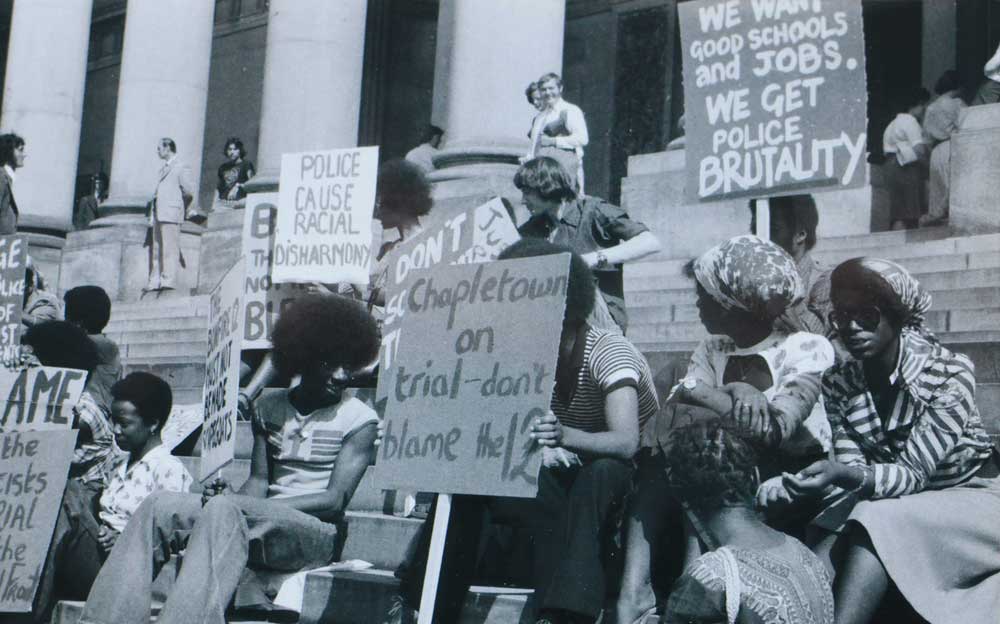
[834,257,932,332]
[692,235,803,321]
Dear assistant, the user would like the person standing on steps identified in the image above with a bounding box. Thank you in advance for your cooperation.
[0,132,26,234]
[145,137,193,293]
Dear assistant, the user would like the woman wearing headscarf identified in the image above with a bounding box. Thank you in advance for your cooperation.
[776,257,1000,624]
[616,235,835,624]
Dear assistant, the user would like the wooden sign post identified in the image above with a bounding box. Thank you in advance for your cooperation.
[375,255,570,620]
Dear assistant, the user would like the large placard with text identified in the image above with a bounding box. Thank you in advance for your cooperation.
[679,0,867,201]
[374,255,569,498]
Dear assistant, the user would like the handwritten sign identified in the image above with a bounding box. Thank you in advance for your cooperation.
[200,259,245,481]
[0,236,25,360]
[272,147,379,284]
[378,198,521,385]
[241,193,308,349]
[374,255,569,498]
[0,429,76,612]
[679,0,867,201]
[0,367,88,432]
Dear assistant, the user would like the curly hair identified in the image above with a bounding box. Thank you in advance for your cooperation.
[376,159,433,222]
[498,238,595,325]
[112,372,173,431]
[663,420,759,515]
[22,321,99,374]
[64,285,112,334]
[270,294,380,377]
[513,157,577,203]
[222,137,247,159]
[0,133,24,168]
[525,82,539,105]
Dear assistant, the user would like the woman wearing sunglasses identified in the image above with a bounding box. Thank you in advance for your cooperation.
[778,257,1000,623]
[617,235,836,624]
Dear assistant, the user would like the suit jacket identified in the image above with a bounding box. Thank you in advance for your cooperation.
[0,168,19,235]
[153,158,194,224]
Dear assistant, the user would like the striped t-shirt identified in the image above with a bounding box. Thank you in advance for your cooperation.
[823,330,994,499]
[253,389,378,499]
[551,326,659,436]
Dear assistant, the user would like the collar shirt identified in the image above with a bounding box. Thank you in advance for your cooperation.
[676,330,835,455]
[98,443,193,533]
[823,331,994,499]
[882,113,924,166]
[4,165,15,185]
[529,98,589,156]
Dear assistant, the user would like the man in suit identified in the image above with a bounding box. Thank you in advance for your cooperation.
[146,138,193,292]
[0,133,26,235]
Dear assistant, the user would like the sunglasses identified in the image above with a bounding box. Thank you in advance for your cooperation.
[829,306,881,332]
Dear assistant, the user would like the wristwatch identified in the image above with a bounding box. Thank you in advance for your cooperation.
[595,251,609,269]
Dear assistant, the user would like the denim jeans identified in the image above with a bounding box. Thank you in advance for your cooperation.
[78,492,340,624]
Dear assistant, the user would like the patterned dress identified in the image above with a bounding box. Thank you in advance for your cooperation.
[664,537,834,624]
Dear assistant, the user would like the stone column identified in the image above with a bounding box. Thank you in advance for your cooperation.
[430,0,565,185]
[0,0,93,281]
[246,0,369,192]
[98,0,215,222]
[61,0,215,301]
[204,1,368,294]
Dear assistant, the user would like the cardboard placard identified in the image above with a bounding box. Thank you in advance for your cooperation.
[679,0,867,202]
[200,259,245,481]
[0,236,26,360]
[241,193,308,349]
[0,430,77,612]
[272,147,379,284]
[374,255,569,498]
[0,367,88,432]
[378,197,521,399]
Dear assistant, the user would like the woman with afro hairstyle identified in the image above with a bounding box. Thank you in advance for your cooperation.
[79,295,381,624]
[661,421,833,624]
[387,239,659,624]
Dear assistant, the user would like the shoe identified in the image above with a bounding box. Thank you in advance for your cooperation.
[382,594,418,624]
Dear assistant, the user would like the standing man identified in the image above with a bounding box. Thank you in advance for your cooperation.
[404,125,444,174]
[146,138,193,292]
[0,132,26,234]
[529,73,589,193]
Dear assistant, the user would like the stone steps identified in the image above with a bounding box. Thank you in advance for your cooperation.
[299,568,534,624]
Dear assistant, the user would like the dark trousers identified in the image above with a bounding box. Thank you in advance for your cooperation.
[399,458,633,623]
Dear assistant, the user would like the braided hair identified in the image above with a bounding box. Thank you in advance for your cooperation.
[663,420,759,515]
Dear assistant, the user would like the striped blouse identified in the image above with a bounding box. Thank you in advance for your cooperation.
[822,330,994,499]
[551,326,659,438]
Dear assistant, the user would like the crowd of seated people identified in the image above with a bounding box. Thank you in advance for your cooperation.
[7,153,997,624]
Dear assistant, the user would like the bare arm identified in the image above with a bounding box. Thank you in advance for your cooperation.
[237,420,270,498]
[583,231,661,267]
[535,386,640,460]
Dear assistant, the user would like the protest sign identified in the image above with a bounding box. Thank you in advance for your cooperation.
[242,193,308,349]
[374,255,569,498]
[378,197,521,384]
[272,146,379,285]
[200,258,245,481]
[0,430,77,612]
[679,0,867,202]
[0,366,88,433]
[0,236,25,360]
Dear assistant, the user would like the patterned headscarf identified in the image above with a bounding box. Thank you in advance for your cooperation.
[835,257,932,331]
[693,235,802,321]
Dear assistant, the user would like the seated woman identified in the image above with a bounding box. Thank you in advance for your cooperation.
[662,421,834,624]
[31,372,192,623]
[78,295,380,624]
[775,258,1000,624]
[616,235,835,624]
